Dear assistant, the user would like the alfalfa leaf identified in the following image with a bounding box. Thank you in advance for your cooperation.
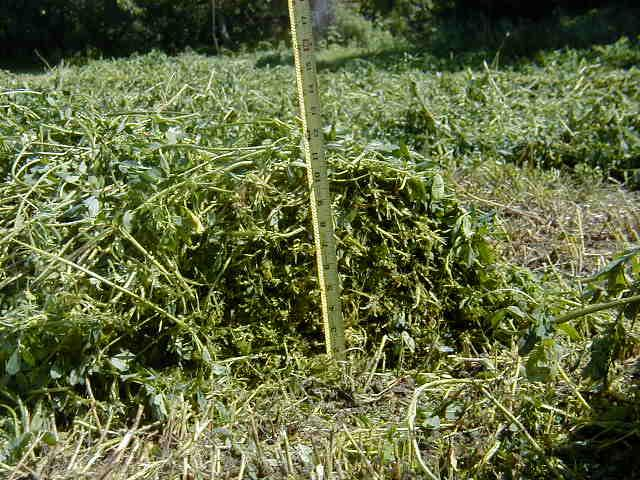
[6,349,20,376]
[431,173,445,201]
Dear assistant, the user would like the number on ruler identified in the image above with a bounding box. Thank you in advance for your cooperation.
[289,0,345,360]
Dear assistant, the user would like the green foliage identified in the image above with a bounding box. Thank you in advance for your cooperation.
[0,107,533,421]
[1,35,639,478]
[324,4,395,49]
[0,0,289,59]
[0,50,573,426]
[2,0,638,62]
[356,0,453,38]
[314,37,640,188]
[582,246,640,386]
[518,243,639,389]
[353,0,640,61]
[0,400,55,464]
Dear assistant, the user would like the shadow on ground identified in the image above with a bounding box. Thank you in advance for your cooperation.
[0,57,49,75]
[555,394,640,479]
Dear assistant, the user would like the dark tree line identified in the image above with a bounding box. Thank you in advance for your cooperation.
[0,0,292,59]
[362,0,629,18]
[0,0,633,60]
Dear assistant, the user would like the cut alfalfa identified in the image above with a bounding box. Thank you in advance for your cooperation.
[0,136,545,418]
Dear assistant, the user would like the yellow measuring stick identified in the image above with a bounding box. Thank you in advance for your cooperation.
[288,0,345,360]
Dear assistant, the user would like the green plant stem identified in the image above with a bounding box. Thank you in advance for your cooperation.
[480,387,563,479]
[552,294,640,324]
[407,378,489,480]
[557,366,591,412]
[12,239,187,329]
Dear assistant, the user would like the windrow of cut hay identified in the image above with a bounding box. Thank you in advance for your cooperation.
[0,81,543,416]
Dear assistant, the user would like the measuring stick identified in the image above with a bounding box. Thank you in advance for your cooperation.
[288,0,345,360]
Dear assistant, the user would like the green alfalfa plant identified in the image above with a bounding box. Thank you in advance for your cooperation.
[580,245,640,387]
[0,396,57,465]
[520,245,640,386]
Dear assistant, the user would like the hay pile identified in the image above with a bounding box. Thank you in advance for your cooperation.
[0,127,535,413]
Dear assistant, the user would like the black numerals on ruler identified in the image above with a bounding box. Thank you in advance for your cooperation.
[302,38,312,53]
[291,0,345,357]
[307,81,316,96]
[306,127,320,141]
[299,1,309,26]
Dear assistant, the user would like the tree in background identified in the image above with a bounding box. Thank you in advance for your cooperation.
[311,0,337,35]
[0,0,294,60]
[351,0,638,56]
[0,0,635,61]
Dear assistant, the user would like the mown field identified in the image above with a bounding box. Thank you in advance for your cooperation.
[1,32,639,479]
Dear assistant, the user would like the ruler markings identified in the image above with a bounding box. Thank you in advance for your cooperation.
[288,0,345,360]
